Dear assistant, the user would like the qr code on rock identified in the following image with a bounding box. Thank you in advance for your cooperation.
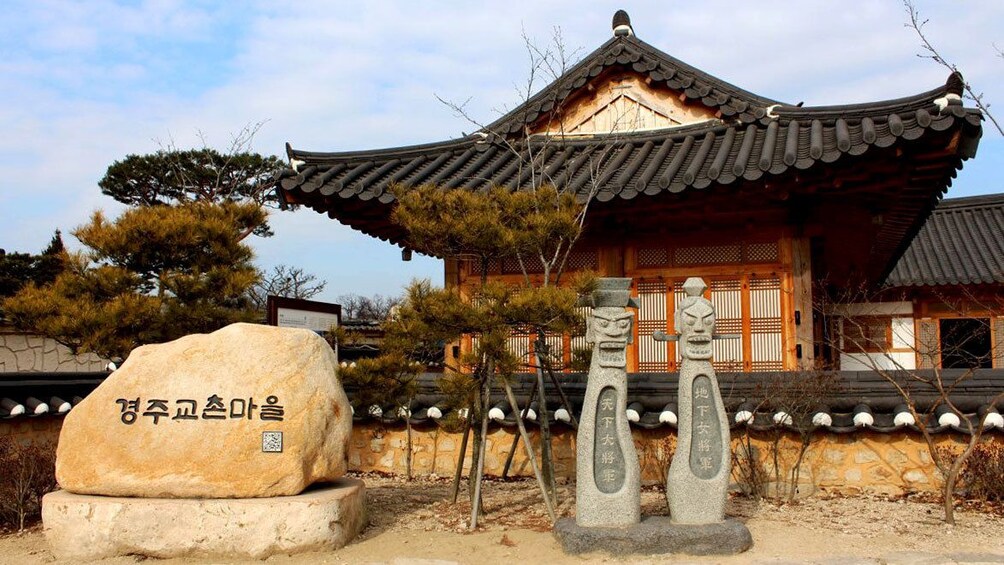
[262,431,283,453]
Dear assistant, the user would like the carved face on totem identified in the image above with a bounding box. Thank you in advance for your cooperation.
[587,307,634,368]
[676,297,715,361]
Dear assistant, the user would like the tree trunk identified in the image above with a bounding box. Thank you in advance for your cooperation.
[545,364,578,429]
[451,412,472,504]
[405,414,413,481]
[788,435,812,502]
[942,432,981,526]
[943,469,957,526]
[772,431,782,500]
[503,376,539,478]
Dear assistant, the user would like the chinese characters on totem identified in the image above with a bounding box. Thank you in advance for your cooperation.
[688,375,722,479]
[115,395,285,425]
[593,386,626,493]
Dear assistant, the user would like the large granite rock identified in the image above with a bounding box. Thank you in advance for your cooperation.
[56,323,351,498]
[43,478,367,560]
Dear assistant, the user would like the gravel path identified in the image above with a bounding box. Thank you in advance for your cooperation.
[3,473,1004,564]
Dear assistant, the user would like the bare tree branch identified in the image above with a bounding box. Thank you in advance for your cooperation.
[903,0,1003,135]
[248,264,327,311]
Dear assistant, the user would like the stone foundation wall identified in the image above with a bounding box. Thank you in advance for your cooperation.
[8,418,991,496]
[0,331,107,373]
[0,416,63,446]
[348,423,997,496]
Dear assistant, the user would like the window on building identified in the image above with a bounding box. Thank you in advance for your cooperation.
[940,318,992,369]
[841,317,891,353]
[635,275,783,372]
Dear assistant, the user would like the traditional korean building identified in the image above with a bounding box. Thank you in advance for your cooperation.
[276,11,985,376]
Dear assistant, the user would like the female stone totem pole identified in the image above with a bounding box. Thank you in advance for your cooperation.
[575,278,641,528]
[656,277,732,524]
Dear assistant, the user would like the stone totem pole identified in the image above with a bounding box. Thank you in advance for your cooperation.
[656,277,732,524]
[555,277,751,556]
[575,278,641,528]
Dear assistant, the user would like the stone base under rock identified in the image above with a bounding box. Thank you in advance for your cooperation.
[553,515,752,556]
[43,477,366,561]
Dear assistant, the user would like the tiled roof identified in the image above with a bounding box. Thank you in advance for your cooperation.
[277,24,982,283]
[0,372,107,420]
[887,194,1004,287]
[4,370,1001,435]
[347,371,1004,436]
[279,61,980,270]
[281,83,978,204]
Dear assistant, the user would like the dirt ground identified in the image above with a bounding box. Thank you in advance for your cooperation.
[4,472,1004,564]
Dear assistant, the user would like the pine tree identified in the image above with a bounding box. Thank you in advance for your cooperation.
[0,231,67,320]
[2,202,263,359]
[99,148,284,238]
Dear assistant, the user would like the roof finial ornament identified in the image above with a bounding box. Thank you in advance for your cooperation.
[612,10,633,37]
[945,71,964,96]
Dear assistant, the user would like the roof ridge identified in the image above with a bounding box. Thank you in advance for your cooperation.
[935,193,1004,210]
[618,35,783,106]
[481,32,785,137]
[287,137,475,162]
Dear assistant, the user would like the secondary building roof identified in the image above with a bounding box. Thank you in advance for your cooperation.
[887,193,1004,287]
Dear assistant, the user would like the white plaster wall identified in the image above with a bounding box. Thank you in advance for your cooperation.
[0,332,107,373]
[835,307,918,372]
[891,317,915,350]
[831,301,913,317]
[839,351,915,371]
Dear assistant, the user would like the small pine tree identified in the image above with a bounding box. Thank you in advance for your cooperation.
[390,184,594,528]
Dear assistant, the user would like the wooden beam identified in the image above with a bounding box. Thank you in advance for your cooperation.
[791,236,815,370]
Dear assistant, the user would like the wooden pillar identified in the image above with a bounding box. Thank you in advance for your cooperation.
[791,237,815,370]
[599,244,625,277]
[599,244,632,369]
[444,258,462,367]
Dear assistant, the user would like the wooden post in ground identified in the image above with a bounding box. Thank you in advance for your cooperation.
[450,413,472,503]
[469,367,493,529]
[501,375,557,523]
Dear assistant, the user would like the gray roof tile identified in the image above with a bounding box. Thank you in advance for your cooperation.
[887,194,1004,287]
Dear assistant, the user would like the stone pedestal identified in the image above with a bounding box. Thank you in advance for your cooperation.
[553,516,752,556]
[43,478,366,561]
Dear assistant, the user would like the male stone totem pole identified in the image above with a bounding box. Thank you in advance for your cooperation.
[655,277,732,524]
[575,278,641,528]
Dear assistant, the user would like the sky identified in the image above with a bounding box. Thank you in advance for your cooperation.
[1,1,1001,303]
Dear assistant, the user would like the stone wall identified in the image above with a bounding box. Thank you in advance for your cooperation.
[0,331,107,373]
[348,423,995,496]
[0,416,62,447]
[8,417,992,496]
